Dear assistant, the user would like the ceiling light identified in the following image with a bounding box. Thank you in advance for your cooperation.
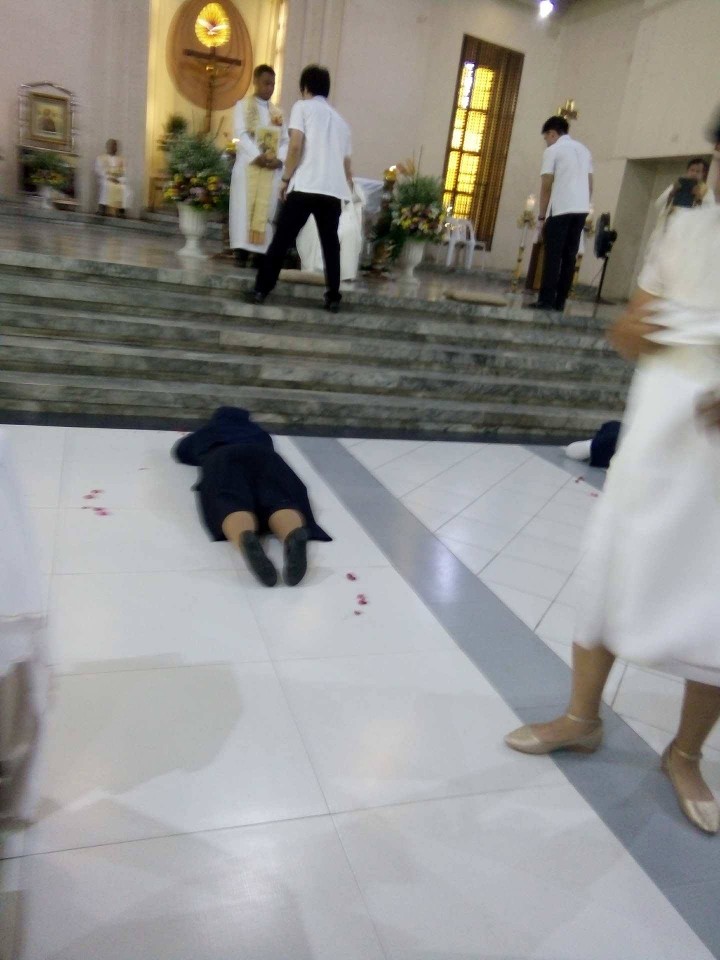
[539,0,555,18]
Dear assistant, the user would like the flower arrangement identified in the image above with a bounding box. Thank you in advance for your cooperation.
[370,158,444,262]
[390,162,444,246]
[163,133,230,211]
[27,150,70,189]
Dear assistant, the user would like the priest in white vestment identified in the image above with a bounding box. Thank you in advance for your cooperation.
[296,179,366,281]
[95,139,131,216]
[229,65,288,260]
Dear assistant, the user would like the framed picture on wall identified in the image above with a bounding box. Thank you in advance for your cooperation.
[28,92,71,148]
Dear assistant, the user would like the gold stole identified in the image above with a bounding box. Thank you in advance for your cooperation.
[245,98,282,245]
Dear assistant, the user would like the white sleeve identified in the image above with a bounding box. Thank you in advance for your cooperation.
[637,217,677,297]
[288,100,305,133]
[540,145,555,177]
[233,100,260,161]
[655,185,672,212]
[345,123,352,159]
[277,123,289,162]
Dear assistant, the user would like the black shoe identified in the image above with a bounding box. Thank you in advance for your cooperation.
[243,290,266,306]
[283,527,309,586]
[240,531,278,587]
[324,295,341,314]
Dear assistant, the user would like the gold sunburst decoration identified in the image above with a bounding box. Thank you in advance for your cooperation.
[195,3,231,48]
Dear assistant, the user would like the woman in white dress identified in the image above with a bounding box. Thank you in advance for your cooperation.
[506,124,720,835]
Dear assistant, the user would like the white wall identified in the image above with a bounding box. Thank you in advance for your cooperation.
[0,0,150,214]
[317,0,565,271]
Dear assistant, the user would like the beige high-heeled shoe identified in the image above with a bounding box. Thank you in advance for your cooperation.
[661,741,719,835]
[504,713,603,756]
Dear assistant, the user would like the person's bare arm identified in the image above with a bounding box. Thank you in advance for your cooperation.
[588,172,594,200]
[344,156,353,188]
[279,129,304,200]
[608,288,665,361]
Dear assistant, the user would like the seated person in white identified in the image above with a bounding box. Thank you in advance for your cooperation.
[95,139,131,216]
[296,179,365,281]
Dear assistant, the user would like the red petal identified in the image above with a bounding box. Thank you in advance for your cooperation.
[346,573,358,581]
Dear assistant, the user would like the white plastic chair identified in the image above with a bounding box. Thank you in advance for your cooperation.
[445,217,484,271]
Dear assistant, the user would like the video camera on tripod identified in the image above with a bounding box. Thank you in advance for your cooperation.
[594,212,618,304]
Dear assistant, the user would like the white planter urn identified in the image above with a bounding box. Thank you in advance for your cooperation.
[39,185,54,211]
[177,202,209,259]
[398,239,425,282]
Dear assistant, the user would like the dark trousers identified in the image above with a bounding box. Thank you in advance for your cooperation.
[539,212,587,310]
[255,192,342,301]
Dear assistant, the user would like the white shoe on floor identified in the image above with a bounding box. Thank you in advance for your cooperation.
[564,440,592,462]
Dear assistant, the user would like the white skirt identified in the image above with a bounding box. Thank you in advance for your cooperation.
[576,346,720,684]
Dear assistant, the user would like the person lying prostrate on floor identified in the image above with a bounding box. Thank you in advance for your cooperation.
[173,406,331,587]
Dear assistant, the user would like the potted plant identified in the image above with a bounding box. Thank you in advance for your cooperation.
[390,162,445,281]
[163,133,230,258]
[26,150,70,209]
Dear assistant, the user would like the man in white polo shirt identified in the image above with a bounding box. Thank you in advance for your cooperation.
[533,116,593,312]
[248,64,353,313]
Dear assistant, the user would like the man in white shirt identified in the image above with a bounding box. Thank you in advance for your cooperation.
[247,64,353,312]
[654,157,713,213]
[534,116,593,312]
[229,64,288,264]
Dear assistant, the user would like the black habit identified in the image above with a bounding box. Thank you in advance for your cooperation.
[173,407,332,543]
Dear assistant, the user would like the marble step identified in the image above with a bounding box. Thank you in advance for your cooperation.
[0,369,620,440]
[0,335,629,408]
[0,303,630,383]
[0,287,616,358]
[0,252,610,332]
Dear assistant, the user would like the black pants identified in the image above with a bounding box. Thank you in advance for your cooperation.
[539,212,587,310]
[255,192,342,301]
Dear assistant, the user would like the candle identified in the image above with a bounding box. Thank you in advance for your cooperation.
[525,194,536,213]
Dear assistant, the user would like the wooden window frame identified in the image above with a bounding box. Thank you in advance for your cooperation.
[442,35,524,251]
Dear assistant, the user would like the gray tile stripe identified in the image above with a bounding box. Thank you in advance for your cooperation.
[294,435,720,959]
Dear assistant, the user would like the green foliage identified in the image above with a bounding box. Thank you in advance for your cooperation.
[389,174,445,252]
[159,113,190,152]
[165,113,189,137]
[164,133,230,211]
[394,174,443,209]
[26,150,71,187]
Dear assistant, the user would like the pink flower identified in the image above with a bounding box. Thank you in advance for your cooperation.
[83,494,96,500]
[346,572,358,581]
[357,594,368,606]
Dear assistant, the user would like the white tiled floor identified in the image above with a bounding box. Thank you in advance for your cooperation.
[1,425,716,960]
[348,435,710,755]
